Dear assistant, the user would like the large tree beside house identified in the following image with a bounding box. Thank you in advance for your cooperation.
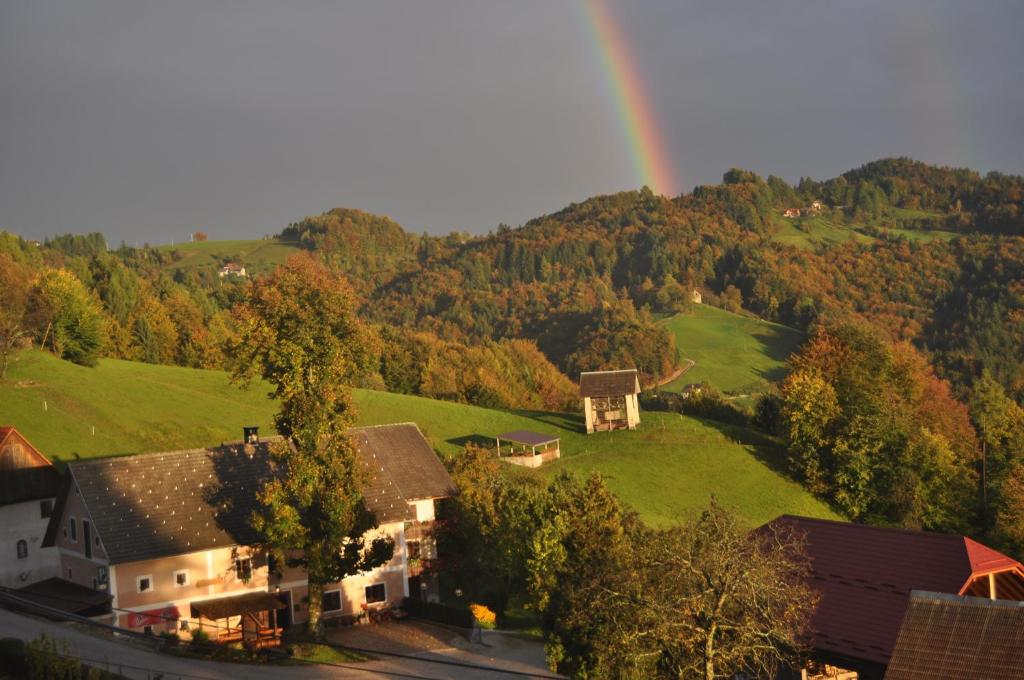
[229,254,393,635]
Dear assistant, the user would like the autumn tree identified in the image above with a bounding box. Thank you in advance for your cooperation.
[229,254,393,636]
[0,254,33,378]
[639,503,817,680]
[780,322,977,530]
[529,490,816,679]
[29,269,106,366]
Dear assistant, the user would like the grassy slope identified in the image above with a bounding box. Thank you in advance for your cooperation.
[659,305,804,397]
[0,350,837,527]
[155,238,303,275]
[770,212,958,250]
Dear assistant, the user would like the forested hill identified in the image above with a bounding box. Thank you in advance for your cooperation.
[3,156,1024,553]
[2,156,1022,407]
[351,159,1023,401]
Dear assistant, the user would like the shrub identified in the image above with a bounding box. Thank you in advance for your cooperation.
[469,603,497,629]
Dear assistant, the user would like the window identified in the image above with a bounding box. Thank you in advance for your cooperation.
[40,500,53,519]
[67,568,73,580]
[365,583,386,604]
[16,540,28,559]
[137,575,153,593]
[321,590,341,612]
[96,566,108,586]
[407,540,421,560]
[174,570,189,587]
[234,557,252,582]
[68,517,77,542]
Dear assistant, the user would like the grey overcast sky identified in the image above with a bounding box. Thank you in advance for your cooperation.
[2,1,1023,243]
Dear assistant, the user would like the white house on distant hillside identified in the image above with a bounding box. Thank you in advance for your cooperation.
[218,263,247,278]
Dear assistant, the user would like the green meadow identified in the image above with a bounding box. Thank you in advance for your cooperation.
[0,350,837,527]
[156,238,303,275]
[659,304,804,399]
[771,211,959,250]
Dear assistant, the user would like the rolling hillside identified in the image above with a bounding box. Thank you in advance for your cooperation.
[0,350,838,527]
[659,304,804,398]
[156,238,303,275]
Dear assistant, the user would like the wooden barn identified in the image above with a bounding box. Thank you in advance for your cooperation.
[579,369,641,434]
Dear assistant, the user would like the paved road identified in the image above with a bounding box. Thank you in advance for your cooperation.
[0,608,557,680]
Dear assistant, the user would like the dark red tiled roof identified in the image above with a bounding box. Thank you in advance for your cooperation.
[762,515,1024,668]
[885,591,1024,680]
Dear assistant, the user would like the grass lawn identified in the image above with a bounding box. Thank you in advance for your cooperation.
[772,211,958,249]
[286,642,370,665]
[0,350,838,527]
[771,215,876,249]
[658,305,804,399]
[155,238,303,276]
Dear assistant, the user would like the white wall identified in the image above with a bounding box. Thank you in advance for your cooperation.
[0,498,59,588]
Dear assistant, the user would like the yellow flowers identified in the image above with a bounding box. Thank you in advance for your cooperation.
[469,603,497,628]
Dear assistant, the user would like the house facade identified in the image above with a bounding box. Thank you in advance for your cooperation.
[42,423,455,643]
[0,427,62,588]
[579,369,641,434]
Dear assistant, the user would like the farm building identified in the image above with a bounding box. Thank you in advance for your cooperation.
[0,427,62,589]
[494,430,560,468]
[761,515,1024,680]
[579,369,641,434]
[39,423,455,648]
[218,262,247,278]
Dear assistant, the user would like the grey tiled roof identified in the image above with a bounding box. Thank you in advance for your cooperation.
[579,369,640,397]
[59,424,454,564]
[352,423,457,511]
[65,442,274,564]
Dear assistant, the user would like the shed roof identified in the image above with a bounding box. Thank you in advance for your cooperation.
[579,369,640,397]
[761,515,1024,669]
[496,430,560,447]
[47,424,455,564]
[885,591,1024,679]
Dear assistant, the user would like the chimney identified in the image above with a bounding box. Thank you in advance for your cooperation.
[243,426,259,444]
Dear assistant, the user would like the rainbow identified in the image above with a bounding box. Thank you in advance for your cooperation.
[580,0,678,196]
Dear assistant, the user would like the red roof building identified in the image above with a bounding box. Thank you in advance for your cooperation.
[763,515,1024,679]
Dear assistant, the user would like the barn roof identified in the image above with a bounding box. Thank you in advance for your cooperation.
[579,369,640,397]
[885,591,1024,679]
[761,515,1024,669]
[0,426,63,505]
[46,424,454,564]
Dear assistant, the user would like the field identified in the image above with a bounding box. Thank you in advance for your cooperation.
[770,211,958,250]
[0,350,838,527]
[771,215,876,249]
[155,238,303,275]
[659,304,804,398]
